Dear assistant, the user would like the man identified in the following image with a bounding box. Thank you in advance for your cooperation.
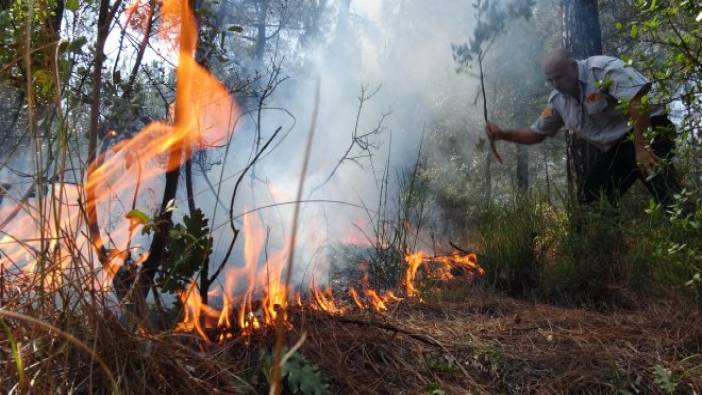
[486,48,680,205]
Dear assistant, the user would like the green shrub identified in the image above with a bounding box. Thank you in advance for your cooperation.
[637,191,702,309]
[470,183,701,309]
[262,350,330,395]
[477,194,562,296]
[540,198,630,305]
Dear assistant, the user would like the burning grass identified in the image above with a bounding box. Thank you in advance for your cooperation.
[171,249,483,342]
[0,240,487,393]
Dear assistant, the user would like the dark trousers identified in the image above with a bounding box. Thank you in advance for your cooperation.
[580,115,681,206]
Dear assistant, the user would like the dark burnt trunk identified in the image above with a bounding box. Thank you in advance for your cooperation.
[562,0,602,59]
[137,0,197,306]
[85,0,114,262]
[185,156,196,215]
[137,150,182,303]
[561,0,603,202]
[184,155,212,305]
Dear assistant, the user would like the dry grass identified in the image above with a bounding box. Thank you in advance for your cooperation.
[1,278,701,394]
[416,287,702,393]
[288,286,702,394]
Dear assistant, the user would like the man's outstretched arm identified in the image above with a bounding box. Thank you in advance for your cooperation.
[486,122,547,145]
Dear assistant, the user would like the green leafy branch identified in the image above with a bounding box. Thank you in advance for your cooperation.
[125,205,213,295]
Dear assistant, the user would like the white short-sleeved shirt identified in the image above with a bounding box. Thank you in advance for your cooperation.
[530,55,663,151]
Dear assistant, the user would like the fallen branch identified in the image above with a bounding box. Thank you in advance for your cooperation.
[449,240,472,255]
[334,316,442,347]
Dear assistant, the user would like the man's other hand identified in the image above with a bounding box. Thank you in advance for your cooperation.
[635,145,660,177]
[486,122,502,141]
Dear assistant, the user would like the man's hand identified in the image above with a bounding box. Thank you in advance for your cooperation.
[629,93,657,176]
[635,144,660,177]
[484,121,504,164]
[485,121,502,141]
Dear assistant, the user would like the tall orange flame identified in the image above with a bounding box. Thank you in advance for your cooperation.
[310,285,344,314]
[404,251,428,297]
[363,288,387,312]
[83,0,237,285]
[349,287,366,309]
[176,282,220,343]
[0,0,239,308]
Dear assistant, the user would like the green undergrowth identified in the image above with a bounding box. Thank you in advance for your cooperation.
[476,194,561,297]
[472,189,702,309]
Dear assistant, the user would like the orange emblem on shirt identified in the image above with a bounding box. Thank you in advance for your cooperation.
[586,91,604,102]
[541,106,553,118]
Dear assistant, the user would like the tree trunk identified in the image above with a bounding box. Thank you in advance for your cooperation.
[562,0,602,59]
[543,144,552,204]
[184,154,212,305]
[516,144,529,190]
[301,0,327,47]
[514,111,529,190]
[85,0,113,260]
[561,0,603,202]
[255,0,268,62]
[336,0,351,37]
[185,157,196,215]
[484,152,492,206]
[124,0,156,98]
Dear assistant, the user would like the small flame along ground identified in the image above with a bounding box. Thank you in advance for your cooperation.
[176,249,484,343]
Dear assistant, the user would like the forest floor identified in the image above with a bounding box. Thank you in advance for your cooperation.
[4,279,701,394]
[273,283,702,394]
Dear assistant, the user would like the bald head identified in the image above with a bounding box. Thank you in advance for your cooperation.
[543,49,579,97]
[543,49,574,71]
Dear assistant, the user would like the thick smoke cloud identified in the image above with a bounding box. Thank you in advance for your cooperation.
[0,0,550,296]
[187,0,490,291]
